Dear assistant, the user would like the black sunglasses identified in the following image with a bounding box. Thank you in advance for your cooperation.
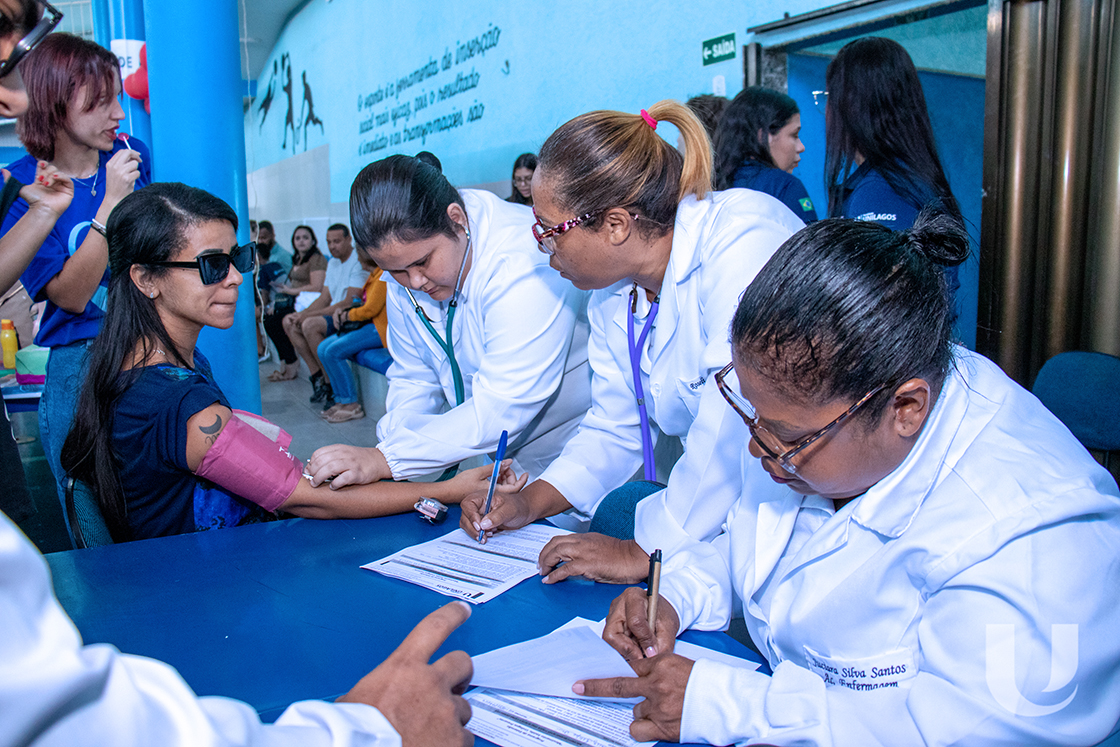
[148,242,256,285]
[0,1,63,79]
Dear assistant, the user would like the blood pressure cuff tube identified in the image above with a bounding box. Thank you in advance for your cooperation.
[195,411,301,512]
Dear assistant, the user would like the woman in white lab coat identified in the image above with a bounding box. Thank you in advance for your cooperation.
[461,101,804,576]
[307,154,590,487]
[582,212,1120,746]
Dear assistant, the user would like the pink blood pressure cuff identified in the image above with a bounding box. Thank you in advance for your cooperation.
[196,410,301,512]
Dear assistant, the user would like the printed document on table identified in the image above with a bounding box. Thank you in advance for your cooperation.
[472,617,761,701]
[466,688,656,747]
[466,618,762,746]
[361,524,570,604]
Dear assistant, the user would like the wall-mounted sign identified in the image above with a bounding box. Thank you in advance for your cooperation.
[702,33,736,66]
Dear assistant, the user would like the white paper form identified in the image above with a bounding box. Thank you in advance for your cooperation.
[472,625,636,699]
[465,689,655,747]
[361,525,570,604]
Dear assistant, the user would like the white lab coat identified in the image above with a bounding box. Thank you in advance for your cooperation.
[658,348,1120,746]
[537,189,803,538]
[376,189,591,481]
[0,511,402,746]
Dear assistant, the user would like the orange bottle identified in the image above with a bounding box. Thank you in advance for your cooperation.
[1,319,16,369]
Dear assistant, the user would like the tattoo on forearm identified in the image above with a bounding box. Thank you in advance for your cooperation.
[200,414,223,446]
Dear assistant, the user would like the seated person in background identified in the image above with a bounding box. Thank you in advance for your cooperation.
[60,182,524,543]
[281,222,367,407]
[581,212,1120,746]
[712,86,817,223]
[255,218,290,275]
[263,224,325,381]
[506,152,536,206]
[318,258,388,423]
[249,219,282,363]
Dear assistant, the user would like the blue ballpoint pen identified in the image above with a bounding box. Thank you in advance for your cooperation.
[477,430,508,542]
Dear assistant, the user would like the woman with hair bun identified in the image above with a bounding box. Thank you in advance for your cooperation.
[463,101,804,582]
[306,153,591,488]
[586,211,1120,745]
[713,86,817,223]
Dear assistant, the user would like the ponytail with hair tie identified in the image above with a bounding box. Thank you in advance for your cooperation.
[535,100,712,238]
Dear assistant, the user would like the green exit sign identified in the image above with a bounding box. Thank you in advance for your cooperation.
[702,33,736,66]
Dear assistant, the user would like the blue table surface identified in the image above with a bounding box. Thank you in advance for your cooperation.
[45,507,764,746]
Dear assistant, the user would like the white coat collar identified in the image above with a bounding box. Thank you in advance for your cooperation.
[848,348,997,538]
[606,195,710,338]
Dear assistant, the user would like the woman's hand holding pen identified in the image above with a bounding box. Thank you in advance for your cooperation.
[601,585,679,661]
[537,534,651,584]
[460,487,536,540]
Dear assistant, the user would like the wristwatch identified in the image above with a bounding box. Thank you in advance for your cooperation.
[89,219,107,237]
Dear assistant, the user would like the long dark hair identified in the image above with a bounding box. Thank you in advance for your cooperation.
[349,153,464,254]
[731,209,968,422]
[824,37,960,221]
[290,224,320,265]
[61,183,238,542]
[713,87,799,189]
[508,152,537,206]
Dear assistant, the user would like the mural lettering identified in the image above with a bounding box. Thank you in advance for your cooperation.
[354,23,501,156]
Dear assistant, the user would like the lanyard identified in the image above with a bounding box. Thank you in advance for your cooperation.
[402,230,472,407]
[627,284,660,482]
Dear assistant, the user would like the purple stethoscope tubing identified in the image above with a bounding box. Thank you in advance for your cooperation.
[627,284,660,483]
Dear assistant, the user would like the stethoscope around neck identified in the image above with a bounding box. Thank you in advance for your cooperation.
[401,225,472,407]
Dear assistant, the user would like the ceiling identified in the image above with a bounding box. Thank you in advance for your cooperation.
[238,0,310,82]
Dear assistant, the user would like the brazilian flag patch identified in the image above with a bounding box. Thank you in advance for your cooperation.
[799,197,814,212]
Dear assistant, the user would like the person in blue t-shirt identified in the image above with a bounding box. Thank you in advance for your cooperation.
[0,33,148,534]
[713,86,817,224]
[822,37,961,312]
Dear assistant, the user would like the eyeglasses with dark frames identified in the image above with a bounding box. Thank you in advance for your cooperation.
[147,242,257,286]
[0,1,63,80]
[715,362,886,475]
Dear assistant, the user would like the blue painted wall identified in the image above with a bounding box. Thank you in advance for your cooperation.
[243,0,831,200]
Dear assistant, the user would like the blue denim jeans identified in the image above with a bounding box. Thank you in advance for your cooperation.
[317,325,383,404]
[40,339,93,543]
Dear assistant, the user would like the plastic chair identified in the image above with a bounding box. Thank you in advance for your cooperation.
[64,477,113,549]
[1032,351,1120,470]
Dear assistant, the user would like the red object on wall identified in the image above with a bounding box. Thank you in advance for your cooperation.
[123,43,149,113]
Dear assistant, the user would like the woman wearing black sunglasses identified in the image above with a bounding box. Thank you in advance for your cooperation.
[60,183,525,542]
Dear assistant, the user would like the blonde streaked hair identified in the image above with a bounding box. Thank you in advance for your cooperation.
[537,100,712,237]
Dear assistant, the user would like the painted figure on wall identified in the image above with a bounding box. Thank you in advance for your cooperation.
[281,53,296,150]
[300,70,324,150]
[257,59,277,133]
